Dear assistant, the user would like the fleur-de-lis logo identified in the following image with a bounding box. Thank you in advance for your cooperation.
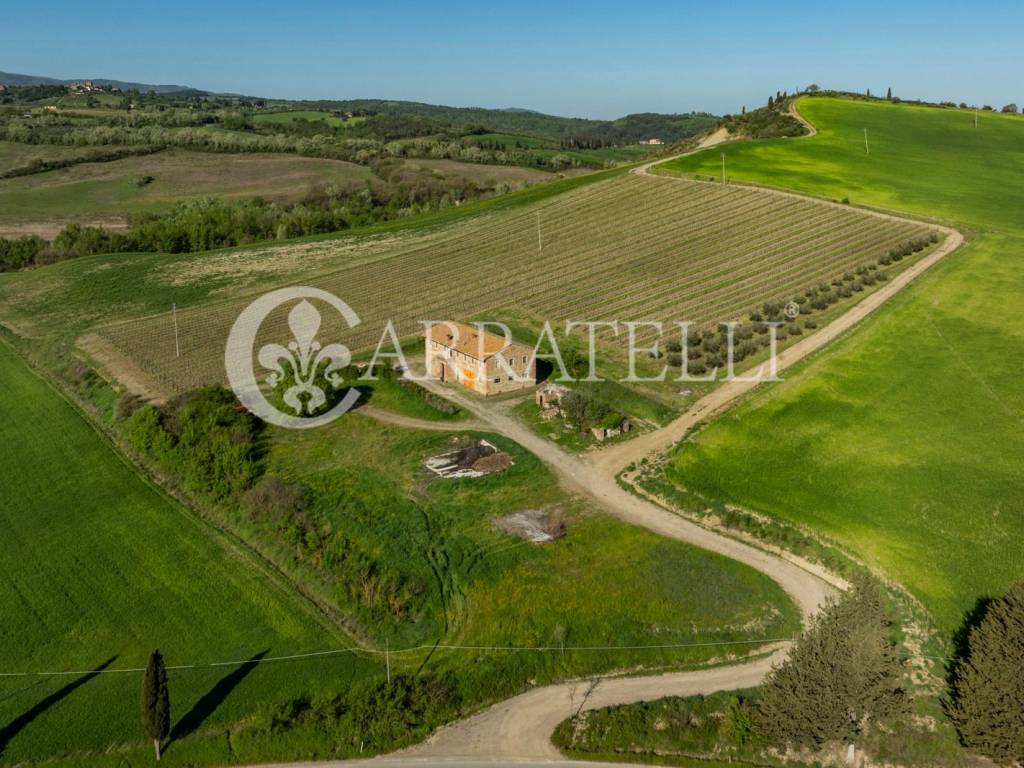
[258,300,351,415]
[225,287,361,430]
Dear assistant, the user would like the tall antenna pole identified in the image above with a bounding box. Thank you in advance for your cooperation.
[863,128,870,155]
[172,303,180,358]
[720,151,726,183]
[536,211,542,252]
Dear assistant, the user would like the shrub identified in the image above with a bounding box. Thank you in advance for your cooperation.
[561,388,612,432]
[125,386,261,500]
[243,476,308,524]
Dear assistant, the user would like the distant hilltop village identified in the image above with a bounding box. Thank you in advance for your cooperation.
[67,80,118,94]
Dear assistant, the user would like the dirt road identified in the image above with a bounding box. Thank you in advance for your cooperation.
[409,645,788,759]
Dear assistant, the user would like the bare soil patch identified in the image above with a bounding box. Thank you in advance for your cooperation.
[493,508,566,543]
[0,217,129,240]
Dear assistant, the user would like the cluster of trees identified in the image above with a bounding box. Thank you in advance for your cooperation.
[565,112,719,147]
[0,111,598,171]
[383,136,585,170]
[0,84,68,103]
[0,234,47,271]
[0,175,493,270]
[757,575,907,750]
[721,94,807,139]
[948,582,1024,764]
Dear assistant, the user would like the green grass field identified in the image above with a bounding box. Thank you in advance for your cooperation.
[0,340,381,764]
[0,149,373,233]
[259,411,800,664]
[0,140,124,175]
[252,109,363,127]
[657,97,1024,633]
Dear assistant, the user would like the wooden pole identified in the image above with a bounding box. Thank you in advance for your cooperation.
[863,128,870,155]
[385,639,391,685]
[720,152,726,183]
[172,303,180,358]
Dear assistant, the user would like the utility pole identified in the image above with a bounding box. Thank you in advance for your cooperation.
[721,151,726,183]
[974,110,978,129]
[172,303,180,358]
[863,128,870,155]
[385,639,391,685]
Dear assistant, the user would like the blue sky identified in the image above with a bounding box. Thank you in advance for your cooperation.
[5,0,1021,118]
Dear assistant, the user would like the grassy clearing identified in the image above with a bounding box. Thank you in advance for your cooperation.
[252,109,364,127]
[0,149,373,227]
[657,97,1024,633]
[260,412,801,667]
[0,340,379,764]
[0,140,120,175]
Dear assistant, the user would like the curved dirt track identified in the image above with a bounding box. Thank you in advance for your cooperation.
[408,645,788,759]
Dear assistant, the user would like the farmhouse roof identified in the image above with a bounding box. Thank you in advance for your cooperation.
[427,321,526,360]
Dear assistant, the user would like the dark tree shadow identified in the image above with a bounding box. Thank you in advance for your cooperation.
[0,656,118,757]
[168,650,268,746]
[946,596,994,693]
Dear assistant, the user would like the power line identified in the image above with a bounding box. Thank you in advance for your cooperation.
[0,638,795,679]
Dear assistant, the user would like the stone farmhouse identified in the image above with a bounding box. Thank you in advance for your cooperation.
[426,322,536,395]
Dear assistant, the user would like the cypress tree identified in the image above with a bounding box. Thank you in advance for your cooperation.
[141,649,170,760]
[767,96,774,109]
[949,582,1024,763]
[886,87,892,101]
[755,574,906,749]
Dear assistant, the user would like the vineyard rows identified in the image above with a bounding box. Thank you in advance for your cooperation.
[95,175,937,395]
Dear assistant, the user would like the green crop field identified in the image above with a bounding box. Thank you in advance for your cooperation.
[0,340,380,765]
[657,97,1024,633]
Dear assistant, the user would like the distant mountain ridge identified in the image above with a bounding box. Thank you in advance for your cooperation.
[1,70,719,143]
[290,98,718,141]
[0,71,194,94]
